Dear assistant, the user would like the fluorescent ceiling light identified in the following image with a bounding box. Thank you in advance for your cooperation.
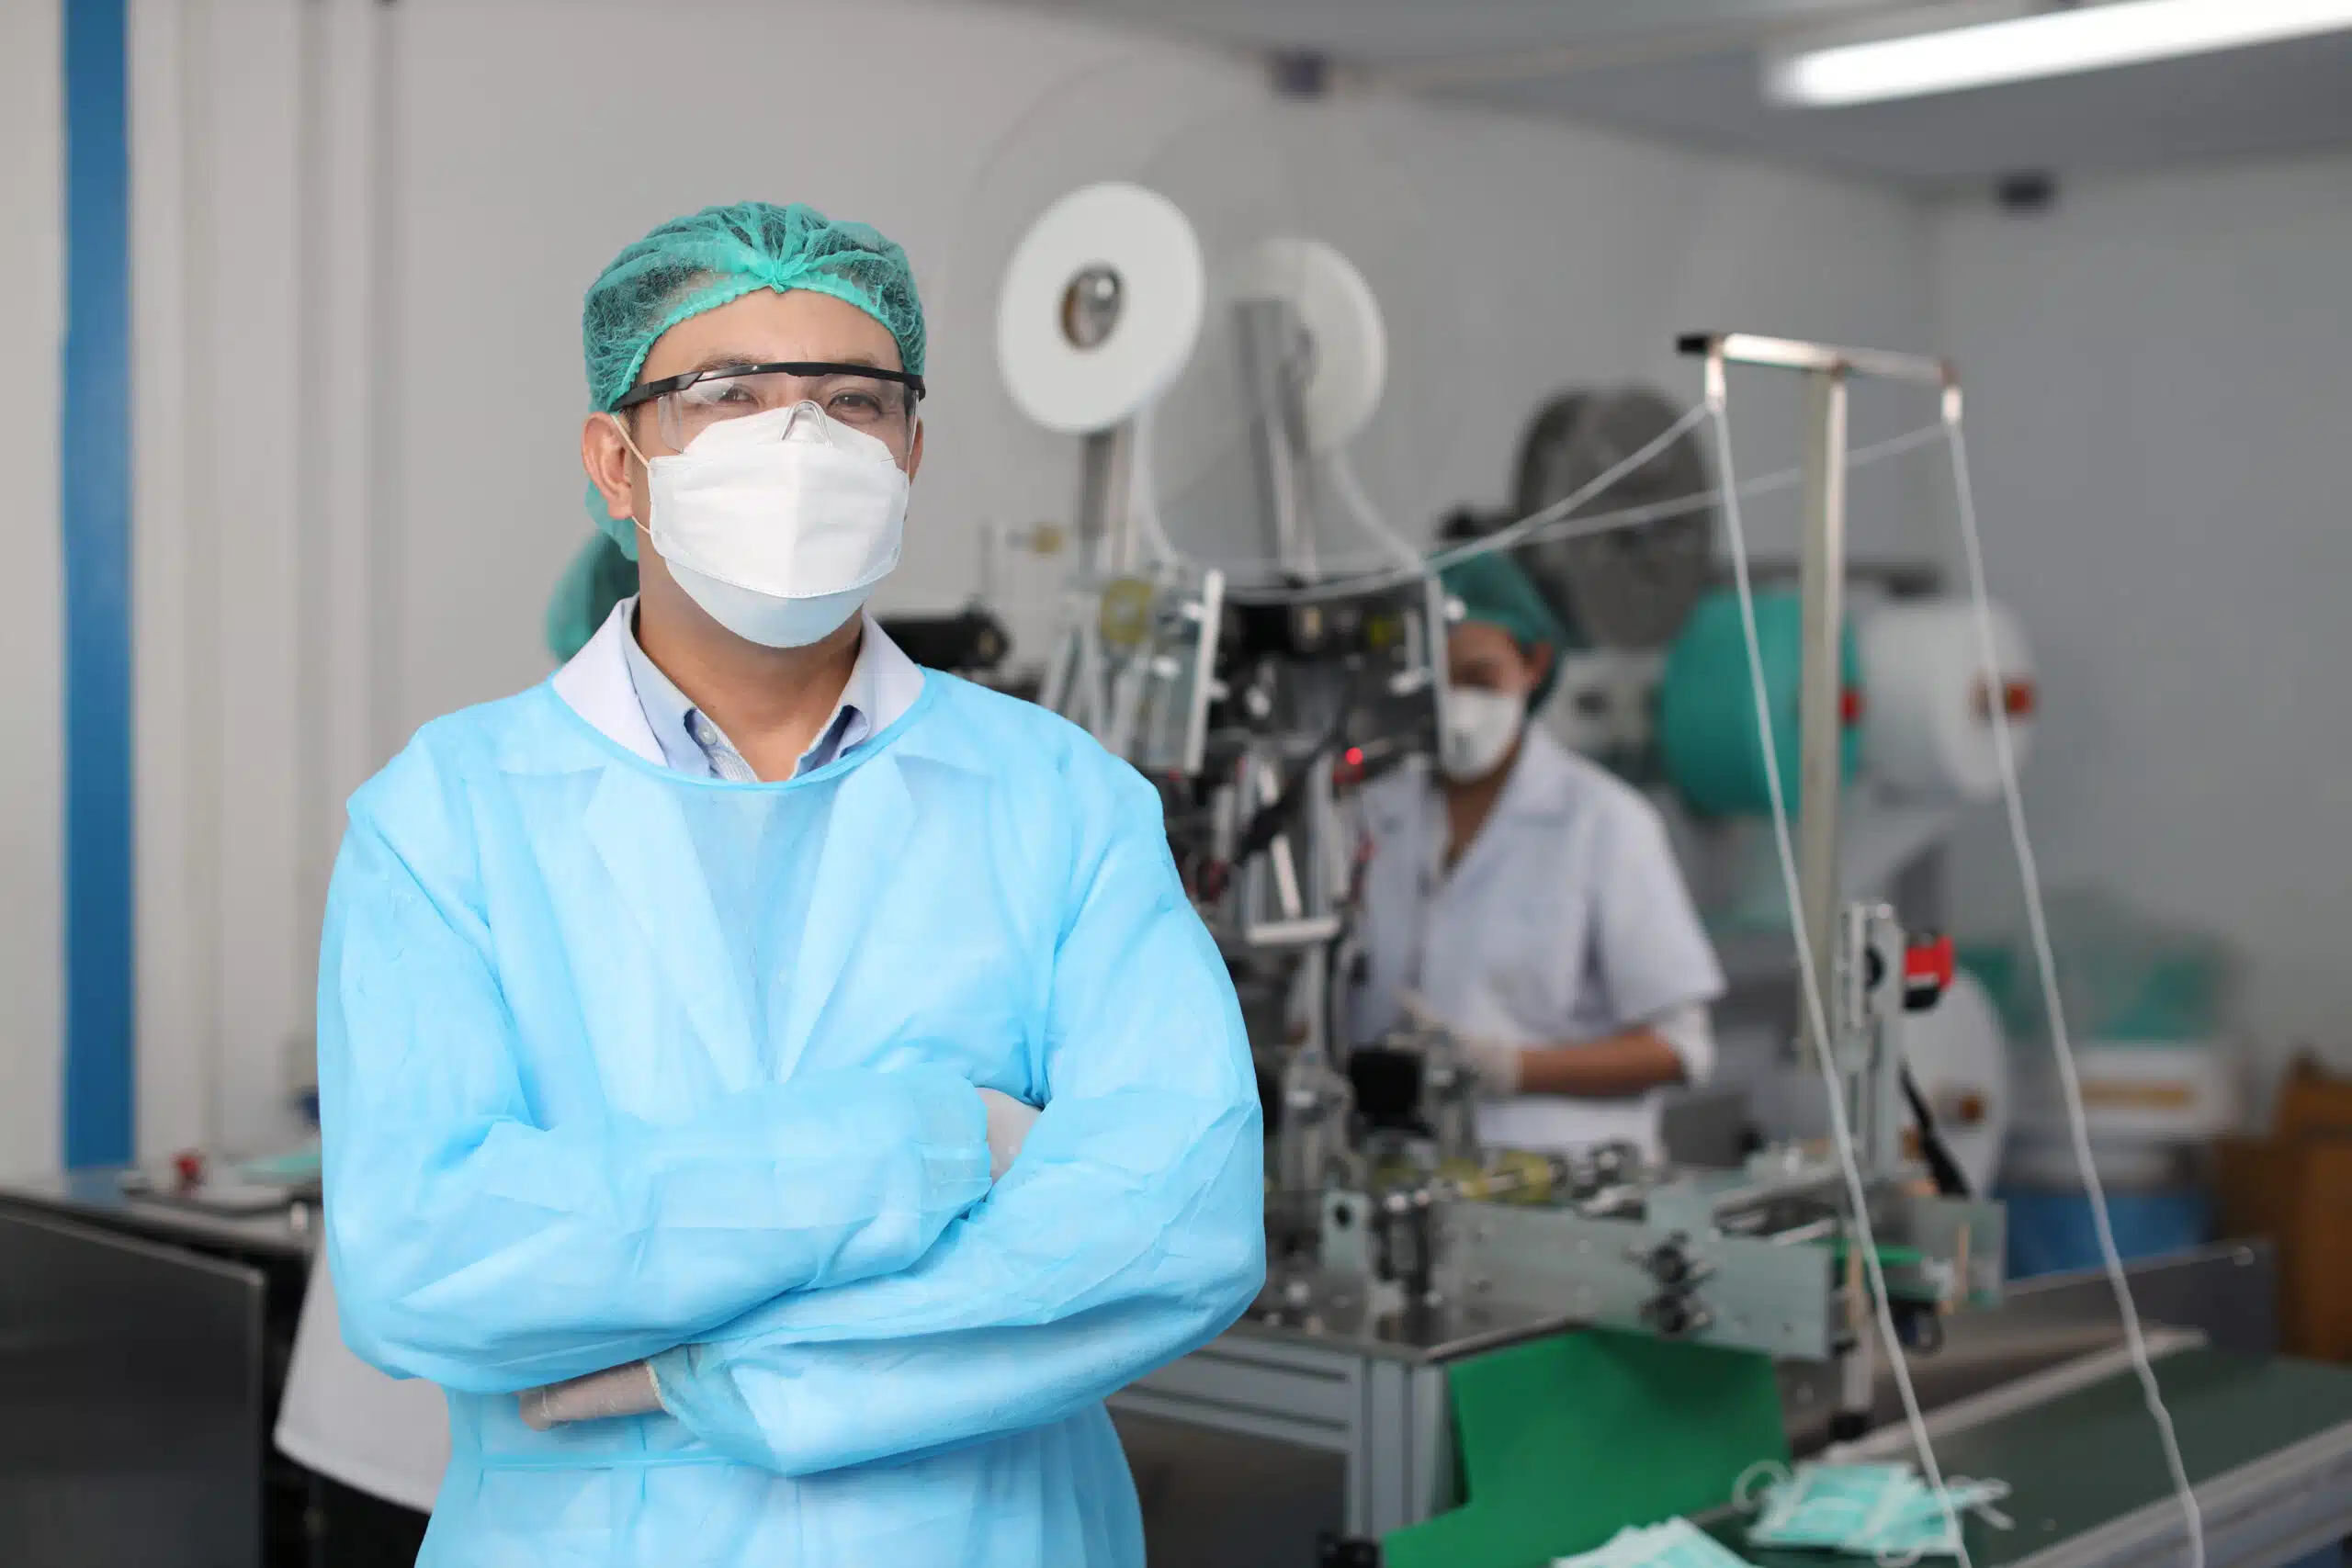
[1770,0,2352,106]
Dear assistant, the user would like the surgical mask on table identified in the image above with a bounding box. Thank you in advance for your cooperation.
[634,400,908,648]
[1440,687,1524,782]
[1552,1517,1756,1568]
[1746,1462,2010,1561]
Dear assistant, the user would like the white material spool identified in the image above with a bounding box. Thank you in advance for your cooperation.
[1229,237,1387,453]
[1858,597,2037,802]
[1894,969,2010,1196]
[997,182,1206,435]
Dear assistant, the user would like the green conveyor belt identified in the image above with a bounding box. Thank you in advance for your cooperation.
[1713,1348,2352,1566]
[1383,1330,1788,1568]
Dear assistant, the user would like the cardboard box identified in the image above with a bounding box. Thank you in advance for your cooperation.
[2220,1057,2352,1360]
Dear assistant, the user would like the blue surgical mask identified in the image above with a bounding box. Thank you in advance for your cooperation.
[1746,1463,2009,1561]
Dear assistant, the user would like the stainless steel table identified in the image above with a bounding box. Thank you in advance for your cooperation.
[1112,1243,2293,1563]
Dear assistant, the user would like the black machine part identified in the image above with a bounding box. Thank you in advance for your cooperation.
[1487,386,1717,650]
[876,606,1012,675]
[1344,1045,1428,1134]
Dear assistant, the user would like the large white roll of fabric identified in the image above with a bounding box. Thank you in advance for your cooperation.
[996,182,1205,435]
[1894,968,2010,1196]
[1858,597,2037,802]
[1228,237,1386,454]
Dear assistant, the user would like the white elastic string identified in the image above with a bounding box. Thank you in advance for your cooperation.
[1942,408,2205,1568]
[1704,391,1973,1568]
[1209,417,1946,604]
[1439,399,1713,559]
[1126,403,1183,574]
[1323,446,1429,572]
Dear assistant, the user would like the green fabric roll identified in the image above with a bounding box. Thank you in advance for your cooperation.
[1658,589,1861,818]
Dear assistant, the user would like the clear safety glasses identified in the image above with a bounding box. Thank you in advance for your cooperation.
[613,360,926,453]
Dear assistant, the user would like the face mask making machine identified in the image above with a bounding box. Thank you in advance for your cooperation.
[989,181,2352,1568]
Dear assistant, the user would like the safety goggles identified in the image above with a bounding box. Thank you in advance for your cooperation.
[614,360,926,453]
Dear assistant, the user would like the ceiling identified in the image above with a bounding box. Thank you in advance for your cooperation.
[1002,0,2352,187]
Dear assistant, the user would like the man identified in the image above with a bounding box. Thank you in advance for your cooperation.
[1348,550,1724,1159]
[316,201,1264,1567]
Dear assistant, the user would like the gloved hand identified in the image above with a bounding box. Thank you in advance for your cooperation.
[517,1360,663,1430]
[1397,992,1525,1097]
[976,1088,1041,1179]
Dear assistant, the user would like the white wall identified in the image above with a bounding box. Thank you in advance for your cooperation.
[384,0,1939,727]
[132,0,1938,1150]
[0,0,63,1179]
[1933,149,2352,1079]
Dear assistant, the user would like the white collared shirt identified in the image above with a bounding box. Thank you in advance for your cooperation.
[607,596,924,781]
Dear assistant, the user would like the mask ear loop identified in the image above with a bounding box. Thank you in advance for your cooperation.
[605,411,657,545]
[1734,1459,1792,1513]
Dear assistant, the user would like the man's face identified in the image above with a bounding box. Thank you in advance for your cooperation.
[1446,620,1547,700]
[581,287,924,538]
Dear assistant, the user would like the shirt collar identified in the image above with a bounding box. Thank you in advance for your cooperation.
[615,598,922,780]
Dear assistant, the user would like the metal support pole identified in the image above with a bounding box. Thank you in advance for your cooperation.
[1235,297,1317,578]
[1796,367,1849,1069]
[1077,425,1136,578]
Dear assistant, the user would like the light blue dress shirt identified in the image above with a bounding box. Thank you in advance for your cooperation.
[615,597,924,782]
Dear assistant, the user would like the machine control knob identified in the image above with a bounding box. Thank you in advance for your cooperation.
[1589,1142,1640,1184]
[1643,1294,1713,1338]
[1631,1234,1713,1290]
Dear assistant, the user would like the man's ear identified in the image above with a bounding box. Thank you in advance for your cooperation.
[582,412,640,522]
[905,416,925,483]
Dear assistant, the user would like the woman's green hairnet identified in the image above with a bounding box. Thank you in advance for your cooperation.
[1439,548,1569,708]
[578,200,926,558]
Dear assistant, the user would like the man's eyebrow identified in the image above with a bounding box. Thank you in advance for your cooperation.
[683,349,889,373]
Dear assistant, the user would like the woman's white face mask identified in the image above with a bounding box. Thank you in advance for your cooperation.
[1439,687,1525,783]
[617,400,910,649]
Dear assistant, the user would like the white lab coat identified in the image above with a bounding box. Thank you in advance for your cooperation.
[277,1261,449,1512]
[1348,728,1724,1158]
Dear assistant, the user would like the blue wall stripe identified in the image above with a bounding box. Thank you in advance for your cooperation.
[62,0,134,1168]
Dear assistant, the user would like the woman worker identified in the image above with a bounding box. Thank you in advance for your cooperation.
[1348,550,1724,1160]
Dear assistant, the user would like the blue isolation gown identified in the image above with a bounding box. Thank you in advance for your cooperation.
[316,670,1265,1566]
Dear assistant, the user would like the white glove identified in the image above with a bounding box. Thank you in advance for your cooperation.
[517,1360,663,1430]
[1398,991,1524,1097]
[1458,1035,1525,1097]
[977,1088,1041,1179]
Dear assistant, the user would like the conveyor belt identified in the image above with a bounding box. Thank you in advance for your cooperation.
[1716,1349,2352,1568]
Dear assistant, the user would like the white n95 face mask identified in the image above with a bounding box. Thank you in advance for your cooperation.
[1439,687,1525,782]
[636,400,910,649]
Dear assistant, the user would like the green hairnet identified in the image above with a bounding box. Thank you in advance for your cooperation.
[579,200,927,557]
[1439,548,1569,708]
[546,531,639,663]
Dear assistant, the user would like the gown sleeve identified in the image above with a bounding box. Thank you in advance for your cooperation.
[318,813,993,1395]
[648,754,1266,1475]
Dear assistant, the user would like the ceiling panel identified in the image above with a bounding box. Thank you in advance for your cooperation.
[1482,28,2352,185]
[1005,0,1893,64]
[991,1,2352,185]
